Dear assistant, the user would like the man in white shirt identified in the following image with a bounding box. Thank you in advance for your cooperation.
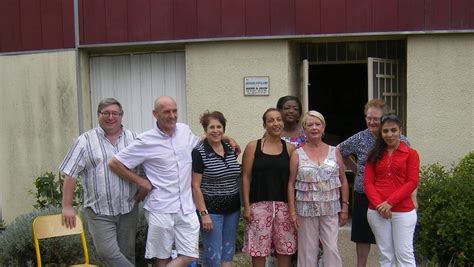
[109,96,203,267]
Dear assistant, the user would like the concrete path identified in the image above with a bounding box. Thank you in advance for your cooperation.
[233,222,380,266]
[339,222,379,267]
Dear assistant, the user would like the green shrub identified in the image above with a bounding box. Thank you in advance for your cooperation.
[29,172,83,209]
[416,151,474,266]
[26,171,150,266]
[236,211,246,251]
[0,207,99,266]
[135,207,151,267]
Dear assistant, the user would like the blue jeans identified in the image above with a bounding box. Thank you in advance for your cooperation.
[201,210,240,267]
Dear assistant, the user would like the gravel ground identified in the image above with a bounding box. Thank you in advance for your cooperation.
[233,222,379,266]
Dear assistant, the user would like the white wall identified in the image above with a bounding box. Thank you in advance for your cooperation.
[186,40,295,154]
[407,34,474,166]
[0,51,79,222]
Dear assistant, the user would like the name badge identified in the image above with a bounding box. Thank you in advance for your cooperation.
[324,159,336,167]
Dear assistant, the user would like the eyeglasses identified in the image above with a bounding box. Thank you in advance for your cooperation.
[365,116,381,123]
[100,112,121,118]
[381,113,400,123]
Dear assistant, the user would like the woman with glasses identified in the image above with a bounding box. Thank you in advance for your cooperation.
[288,110,349,267]
[338,99,414,267]
[241,108,297,267]
[365,113,419,267]
[191,111,241,267]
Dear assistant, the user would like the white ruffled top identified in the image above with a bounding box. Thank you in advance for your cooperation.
[295,145,341,217]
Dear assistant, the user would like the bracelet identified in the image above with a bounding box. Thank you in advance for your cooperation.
[341,211,348,213]
[342,201,349,205]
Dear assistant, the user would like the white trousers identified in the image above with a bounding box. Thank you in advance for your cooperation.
[367,209,417,267]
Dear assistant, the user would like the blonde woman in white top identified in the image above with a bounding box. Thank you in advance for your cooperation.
[288,110,349,267]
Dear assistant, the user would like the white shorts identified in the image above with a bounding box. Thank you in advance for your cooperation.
[144,210,200,259]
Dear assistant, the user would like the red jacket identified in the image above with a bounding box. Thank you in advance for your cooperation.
[364,142,419,212]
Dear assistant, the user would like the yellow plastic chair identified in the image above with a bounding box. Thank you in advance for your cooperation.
[32,214,97,267]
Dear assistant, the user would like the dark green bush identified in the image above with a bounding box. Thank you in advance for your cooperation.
[236,211,245,251]
[0,207,149,266]
[416,151,474,266]
[0,207,99,266]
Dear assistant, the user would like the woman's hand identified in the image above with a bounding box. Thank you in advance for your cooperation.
[201,215,213,231]
[290,213,299,228]
[243,207,253,223]
[376,201,393,219]
[339,211,348,226]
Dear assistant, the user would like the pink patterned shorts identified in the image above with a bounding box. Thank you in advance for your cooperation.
[242,201,297,257]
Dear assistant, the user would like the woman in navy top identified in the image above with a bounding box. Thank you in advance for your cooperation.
[191,111,241,267]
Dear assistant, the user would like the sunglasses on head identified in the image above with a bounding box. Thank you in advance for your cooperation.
[381,113,400,123]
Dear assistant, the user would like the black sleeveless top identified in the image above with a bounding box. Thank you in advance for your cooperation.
[249,139,290,203]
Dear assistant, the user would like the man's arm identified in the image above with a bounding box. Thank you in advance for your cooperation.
[109,158,152,201]
[62,175,77,229]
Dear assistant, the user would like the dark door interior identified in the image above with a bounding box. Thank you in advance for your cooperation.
[308,64,368,146]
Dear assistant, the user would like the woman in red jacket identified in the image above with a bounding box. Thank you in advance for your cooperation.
[364,113,419,267]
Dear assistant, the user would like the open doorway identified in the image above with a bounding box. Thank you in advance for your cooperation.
[308,63,368,146]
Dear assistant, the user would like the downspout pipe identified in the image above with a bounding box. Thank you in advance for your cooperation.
[73,0,84,134]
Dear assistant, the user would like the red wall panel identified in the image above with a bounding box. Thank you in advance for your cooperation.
[295,0,321,34]
[128,0,151,41]
[20,0,42,50]
[78,0,84,44]
[174,0,197,39]
[0,0,22,51]
[3,0,474,52]
[221,0,245,36]
[373,0,398,32]
[105,0,128,43]
[270,0,295,35]
[41,0,63,49]
[451,0,471,29]
[61,0,74,48]
[197,0,222,38]
[398,0,425,31]
[346,0,372,33]
[320,0,346,33]
[471,0,474,28]
[81,0,106,44]
[245,0,271,36]
[425,0,451,30]
[150,0,174,40]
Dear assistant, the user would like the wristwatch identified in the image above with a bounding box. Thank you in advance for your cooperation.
[199,209,209,216]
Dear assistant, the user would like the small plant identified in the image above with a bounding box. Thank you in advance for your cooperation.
[29,172,83,209]
[416,151,474,266]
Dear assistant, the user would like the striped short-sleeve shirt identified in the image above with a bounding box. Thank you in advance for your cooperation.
[192,140,241,214]
[59,126,140,216]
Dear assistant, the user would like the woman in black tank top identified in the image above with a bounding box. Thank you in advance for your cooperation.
[241,108,298,267]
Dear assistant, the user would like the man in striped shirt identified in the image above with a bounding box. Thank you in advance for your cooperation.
[60,98,144,267]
